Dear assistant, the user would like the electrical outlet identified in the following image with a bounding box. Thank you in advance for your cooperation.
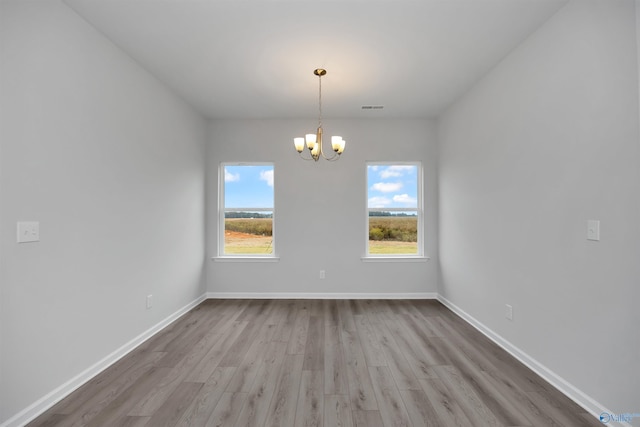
[505,304,513,321]
[319,270,325,279]
[146,295,153,309]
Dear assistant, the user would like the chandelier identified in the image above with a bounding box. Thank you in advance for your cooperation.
[294,69,345,161]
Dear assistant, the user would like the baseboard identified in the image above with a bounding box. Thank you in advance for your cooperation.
[206,292,438,300]
[1,294,206,427]
[437,295,630,427]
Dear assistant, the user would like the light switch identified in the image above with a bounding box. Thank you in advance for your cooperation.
[17,221,40,243]
[587,220,600,241]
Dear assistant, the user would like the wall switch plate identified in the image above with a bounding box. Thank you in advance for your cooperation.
[319,270,325,279]
[587,220,600,241]
[146,295,153,309]
[17,222,40,243]
[505,304,513,321]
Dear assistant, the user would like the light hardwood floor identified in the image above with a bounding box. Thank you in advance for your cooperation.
[28,299,601,427]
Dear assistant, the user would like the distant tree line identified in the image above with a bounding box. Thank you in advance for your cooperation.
[368,211,417,217]
[225,212,273,219]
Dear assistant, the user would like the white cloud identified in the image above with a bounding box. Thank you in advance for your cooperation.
[260,169,274,187]
[393,194,417,205]
[225,170,240,182]
[371,182,403,193]
[380,165,415,179]
[368,196,391,208]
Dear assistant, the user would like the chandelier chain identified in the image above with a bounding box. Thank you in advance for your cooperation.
[318,74,322,128]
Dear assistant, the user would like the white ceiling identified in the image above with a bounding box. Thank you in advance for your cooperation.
[64,0,567,120]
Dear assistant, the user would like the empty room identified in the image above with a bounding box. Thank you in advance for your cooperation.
[1,0,639,426]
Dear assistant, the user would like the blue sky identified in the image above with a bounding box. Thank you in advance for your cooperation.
[367,164,418,209]
[224,165,274,208]
[224,163,417,210]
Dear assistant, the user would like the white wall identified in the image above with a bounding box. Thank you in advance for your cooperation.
[438,0,640,420]
[207,119,438,296]
[638,0,640,119]
[0,1,207,424]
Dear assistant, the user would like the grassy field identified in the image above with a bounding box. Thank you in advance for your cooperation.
[368,216,418,254]
[368,240,418,254]
[224,217,417,255]
[224,231,272,254]
[224,218,272,254]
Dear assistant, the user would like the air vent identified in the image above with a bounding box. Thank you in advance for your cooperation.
[361,105,384,110]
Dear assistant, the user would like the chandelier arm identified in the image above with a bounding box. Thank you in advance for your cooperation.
[320,149,339,161]
[297,150,318,161]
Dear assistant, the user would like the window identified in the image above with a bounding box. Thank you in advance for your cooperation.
[366,163,422,256]
[220,163,274,256]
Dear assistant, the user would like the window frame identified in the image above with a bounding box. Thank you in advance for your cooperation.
[218,162,276,259]
[365,161,424,259]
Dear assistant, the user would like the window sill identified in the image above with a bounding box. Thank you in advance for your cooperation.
[361,256,430,263]
[213,256,280,263]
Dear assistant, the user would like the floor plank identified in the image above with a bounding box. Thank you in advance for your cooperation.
[398,388,442,427]
[287,307,310,355]
[234,350,284,427]
[184,320,247,382]
[302,316,324,371]
[217,319,264,368]
[419,378,474,427]
[294,370,323,427]
[368,366,412,427]
[378,312,438,380]
[324,395,353,427]
[205,392,247,427]
[352,410,384,427]
[265,354,304,427]
[324,322,349,395]
[433,365,502,427]
[51,350,166,426]
[85,367,172,427]
[371,313,422,391]
[340,328,379,411]
[175,367,236,427]
[225,330,282,393]
[354,315,387,367]
[145,381,204,427]
[338,300,356,332]
[271,300,299,343]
